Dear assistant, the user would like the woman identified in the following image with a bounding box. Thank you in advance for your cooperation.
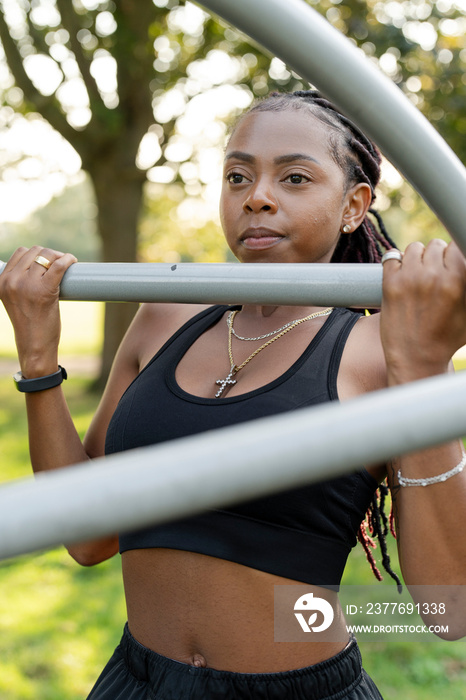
[1,91,466,699]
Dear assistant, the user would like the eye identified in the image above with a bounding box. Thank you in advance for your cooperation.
[226,172,248,184]
[284,173,310,184]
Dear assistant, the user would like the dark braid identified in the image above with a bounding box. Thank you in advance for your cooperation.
[359,483,403,591]
[245,90,401,586]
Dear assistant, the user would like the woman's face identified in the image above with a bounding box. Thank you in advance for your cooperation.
[220,109,362,264]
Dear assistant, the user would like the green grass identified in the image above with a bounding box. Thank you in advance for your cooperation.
[1,373,466,699]
[342,546,466,699]
[0,551,125,700]
[0,377,126,699]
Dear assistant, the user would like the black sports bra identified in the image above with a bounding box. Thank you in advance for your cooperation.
[106,305,377,586]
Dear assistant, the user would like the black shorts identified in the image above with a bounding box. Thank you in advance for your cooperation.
[87,624,383,699]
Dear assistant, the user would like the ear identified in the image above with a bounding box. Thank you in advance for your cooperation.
[340,183,372,234]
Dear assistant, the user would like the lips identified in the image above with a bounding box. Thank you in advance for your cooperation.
[240,227,285,250]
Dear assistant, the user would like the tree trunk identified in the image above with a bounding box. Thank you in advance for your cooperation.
[90,159,146,390]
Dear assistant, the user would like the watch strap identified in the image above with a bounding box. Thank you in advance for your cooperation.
[13,366,67,393]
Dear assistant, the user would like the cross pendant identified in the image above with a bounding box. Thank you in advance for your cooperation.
[215,366,237,398]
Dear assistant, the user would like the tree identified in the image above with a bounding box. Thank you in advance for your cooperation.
[309,0,466,164]
[0,177,100,262]
[310,0,466,248]
[0,1,150,384]
[0,0,464,387]
[0,0,303,386]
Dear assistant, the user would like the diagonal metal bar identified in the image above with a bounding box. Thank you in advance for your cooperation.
[198,0,466,254]
[0,371,465,560]
[0,261,383,307]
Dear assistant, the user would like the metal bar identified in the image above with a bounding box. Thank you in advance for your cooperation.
[199,0,466,254]
[0,370,465,560]
[0,261,383,307]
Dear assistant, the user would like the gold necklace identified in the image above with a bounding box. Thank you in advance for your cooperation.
[214,307,333,398]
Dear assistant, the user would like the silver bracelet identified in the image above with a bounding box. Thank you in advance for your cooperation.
[397,452,466,487]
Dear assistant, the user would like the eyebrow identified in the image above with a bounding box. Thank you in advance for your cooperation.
[225,151,255,163]
[224,151,320,165]
[275,153,320,165]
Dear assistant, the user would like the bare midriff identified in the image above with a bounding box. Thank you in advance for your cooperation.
[122,548,349,673]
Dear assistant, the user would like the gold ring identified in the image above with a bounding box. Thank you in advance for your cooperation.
[34,255,52,270]
[381,249,403,264]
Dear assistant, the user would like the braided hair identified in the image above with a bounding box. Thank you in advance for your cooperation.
[243,90,401,587]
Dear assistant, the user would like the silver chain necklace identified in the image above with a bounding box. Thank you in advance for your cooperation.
[227,308,333,342]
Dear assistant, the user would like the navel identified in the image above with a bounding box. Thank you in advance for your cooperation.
[192,653,207,668]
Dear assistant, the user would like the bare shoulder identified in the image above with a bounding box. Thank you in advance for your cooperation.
[83,302,212,458]
[338,311,387,399]
[132,302,213,369]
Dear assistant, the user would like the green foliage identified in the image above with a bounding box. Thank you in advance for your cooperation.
[0,0,461,267]
[0,550,125,700]
[0,0,464,381]
[139,182,228,263]
[0,380,30,481]
[379,181,450,250]
[0,174,228,265]
[0,177,100,262]
[342,517,466,699]
[307,0,466,164]
[1,372,466,698]
[0,377,125,699]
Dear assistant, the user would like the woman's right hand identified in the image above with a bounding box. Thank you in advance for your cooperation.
[0,246,77,377]
[380,239,466,384]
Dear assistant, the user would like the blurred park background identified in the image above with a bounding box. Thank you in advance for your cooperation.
[1,0,466,697]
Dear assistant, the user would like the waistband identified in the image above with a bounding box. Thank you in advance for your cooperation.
[120,624,363,699]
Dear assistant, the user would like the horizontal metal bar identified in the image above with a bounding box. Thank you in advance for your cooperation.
[0,261,383,307]
[0,370,465,560]
[199,0,466,254]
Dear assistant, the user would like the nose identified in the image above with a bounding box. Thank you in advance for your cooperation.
[243,181,278,214]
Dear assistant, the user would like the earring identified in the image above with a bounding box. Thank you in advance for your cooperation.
[342,224,351,233]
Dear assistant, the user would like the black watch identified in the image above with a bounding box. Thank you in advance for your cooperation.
[13,366,68,393]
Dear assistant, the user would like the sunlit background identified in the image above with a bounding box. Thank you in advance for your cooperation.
[0,0,464,245]
[0,0,465,353]
[1,4,466,699]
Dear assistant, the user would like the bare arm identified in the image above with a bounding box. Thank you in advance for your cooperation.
[0,247,140,564]
[0,247,205,565]
[381,240,466,638]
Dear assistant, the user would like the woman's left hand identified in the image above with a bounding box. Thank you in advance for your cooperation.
[380,239,466,384]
